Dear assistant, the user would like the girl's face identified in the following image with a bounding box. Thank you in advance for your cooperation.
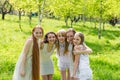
[47,33,56,44]
[66,31,74,43]
[73,34,81,45]
[33,28,43,39]
[57,33,65,43]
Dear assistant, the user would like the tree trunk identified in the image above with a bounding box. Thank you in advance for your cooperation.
[71,21,73,28]
[18,9,22,31]
[82,14,86,27]
[38,0,46,25]
[70,17,74,28]
[65,17,68,27]
[98,22,101,39]
[98,1,102,39]
[94,19,96,29]
[2,12,5,20]
[103,22,105,31]
[28,12,32,25]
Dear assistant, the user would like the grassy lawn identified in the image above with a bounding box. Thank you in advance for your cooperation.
[0,14,120,80]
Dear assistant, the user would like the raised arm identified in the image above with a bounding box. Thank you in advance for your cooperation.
[40,41,44,50]
[20,38,32,77]
[74,43,92,55]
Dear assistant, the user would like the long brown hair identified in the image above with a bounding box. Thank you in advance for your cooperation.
[32,25,44,80]
[73,32,84,61]
[77,32,84,45]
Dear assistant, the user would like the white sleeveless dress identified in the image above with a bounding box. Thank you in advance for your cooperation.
[40,44,55,75]
[13,43,33,80]
[56,43,71,70]
[75,45,92,80]
[68,43,74,77]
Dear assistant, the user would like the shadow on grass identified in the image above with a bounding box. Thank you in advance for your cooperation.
[73,24,120,40]
[85,41,103,55]
[14,29,31,36]
[55,25,71,29]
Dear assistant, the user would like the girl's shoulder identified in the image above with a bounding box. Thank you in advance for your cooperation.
[25,37,33,45]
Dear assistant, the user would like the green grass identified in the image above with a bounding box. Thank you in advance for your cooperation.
[0,14,120,80]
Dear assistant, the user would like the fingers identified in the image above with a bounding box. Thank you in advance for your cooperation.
[20,69,25,77]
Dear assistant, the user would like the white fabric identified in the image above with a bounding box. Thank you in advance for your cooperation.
[40,44,55,75]
[56,43,71,70]
[75,45,92,80]
[13,43,33,80]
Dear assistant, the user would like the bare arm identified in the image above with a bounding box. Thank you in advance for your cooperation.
[73,55,80,77]
[20,38,32,77]
[74,44,92,55]
[40,41,44,50]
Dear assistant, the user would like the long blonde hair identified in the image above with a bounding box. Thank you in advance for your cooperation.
[56,29,68,55]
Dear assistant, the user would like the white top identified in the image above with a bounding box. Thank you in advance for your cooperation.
[56,43,70,63]
[40,44,55,75]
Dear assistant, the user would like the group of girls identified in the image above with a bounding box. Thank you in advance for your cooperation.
[13,25,93,80]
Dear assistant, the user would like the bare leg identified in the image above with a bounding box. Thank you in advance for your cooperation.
[74,77,80,80]
[70,77,74,80]
[42,75,48,80]
[48,74,53,80]
[60,70,66,80]
[67,69,70,80]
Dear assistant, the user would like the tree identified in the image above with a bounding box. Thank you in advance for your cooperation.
[37,0,46,25]
[9,0,46,26]
[0,0,12,20]
[47,0,83,27]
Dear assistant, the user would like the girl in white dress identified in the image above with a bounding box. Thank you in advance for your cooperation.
[56,29,70,80]
[72,32,92,80]
[40,32,57,80]
[66,28,92,80]
[13,25,44,80]
[66,28,76,80]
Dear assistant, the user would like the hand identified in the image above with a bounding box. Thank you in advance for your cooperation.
[20,67,25,77]
[73,49,83,55]
[70,77,74,80]
[74,45,80,50]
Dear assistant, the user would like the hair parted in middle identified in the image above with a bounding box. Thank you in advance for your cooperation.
[43,31,58,43]
[32,25,44,80]
[56,29,68,55]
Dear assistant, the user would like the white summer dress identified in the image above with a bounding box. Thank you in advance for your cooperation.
[13,42,33,80]
[68,43,74,77]
[75,45,92,80]
[56,43,71,70]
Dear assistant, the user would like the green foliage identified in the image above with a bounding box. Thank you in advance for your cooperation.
[9,0,38,12]
[0,14,120,80]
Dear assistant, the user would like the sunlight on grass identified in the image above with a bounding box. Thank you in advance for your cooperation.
[0,14,120,80]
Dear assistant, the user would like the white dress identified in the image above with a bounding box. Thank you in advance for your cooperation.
[40,44,55,75]
[68,43,74,77]
[13,43,33,80]
[75,45,92,80]
[56,43,71,70]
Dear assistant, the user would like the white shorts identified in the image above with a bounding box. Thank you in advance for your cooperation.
[58,60,70,71]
